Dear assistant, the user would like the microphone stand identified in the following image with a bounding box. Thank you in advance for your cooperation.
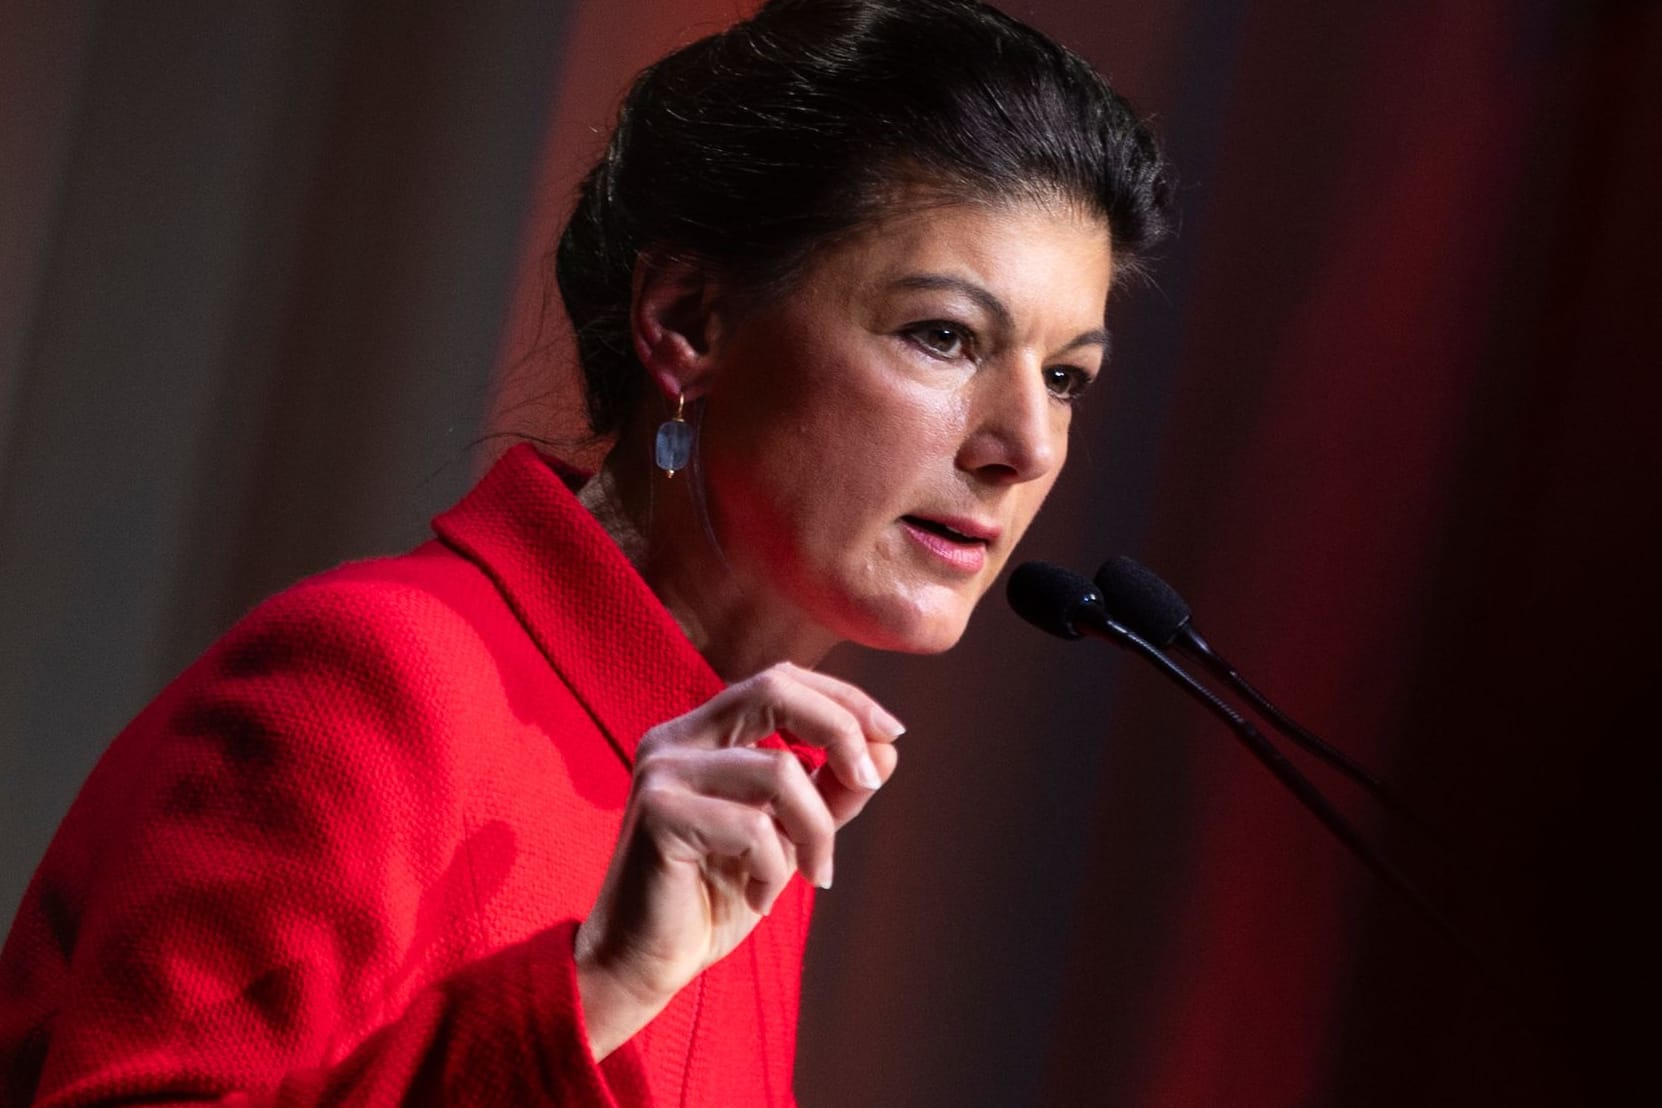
[1074,604,1530,1020]
[1173,625,1454,855]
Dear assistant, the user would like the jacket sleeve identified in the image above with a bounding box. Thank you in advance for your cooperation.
[11,575,626,1106]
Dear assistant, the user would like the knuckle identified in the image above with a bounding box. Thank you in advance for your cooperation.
[744,806,777,843]
[806,796,835,837]
[837,718,864,749]
[636,726,673,761]
[761,748,797,788]
[633,745,679,784]
[749,666,792,701]
[631,776,679,816]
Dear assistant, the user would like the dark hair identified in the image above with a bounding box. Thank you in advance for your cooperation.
[555,0,1173,436]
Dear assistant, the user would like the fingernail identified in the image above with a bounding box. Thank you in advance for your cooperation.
[875,708,907,739]
[817,856,834,890]
[855,752,883,790]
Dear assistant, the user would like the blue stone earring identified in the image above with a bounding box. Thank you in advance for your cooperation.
[654,392,693,478]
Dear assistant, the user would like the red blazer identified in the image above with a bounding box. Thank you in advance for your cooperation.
[0,445,817,1106]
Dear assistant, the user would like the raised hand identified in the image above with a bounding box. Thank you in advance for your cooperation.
[573,661,903,1058]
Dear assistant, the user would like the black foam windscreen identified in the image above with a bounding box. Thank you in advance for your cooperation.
[1093,555,1191,646]
[1007,561,1101,640]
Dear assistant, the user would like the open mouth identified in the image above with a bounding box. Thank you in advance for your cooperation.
[900,515,992,574]
[901,515,987,546]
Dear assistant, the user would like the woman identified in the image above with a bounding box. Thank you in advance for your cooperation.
[0,0,1169,1103]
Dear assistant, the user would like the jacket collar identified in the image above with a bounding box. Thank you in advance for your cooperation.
[431,443,726,768]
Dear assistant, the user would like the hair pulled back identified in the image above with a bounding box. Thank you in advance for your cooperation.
[556,0,1173,436]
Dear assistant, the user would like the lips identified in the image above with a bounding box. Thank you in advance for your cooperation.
[899,514,998,574]
[900,514,999,545]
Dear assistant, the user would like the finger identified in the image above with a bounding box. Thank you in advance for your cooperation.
[661,665,886,797]
[816,740,899,828]
[635,784,796,914]
[638,746,835,889]
[775,664,907,745]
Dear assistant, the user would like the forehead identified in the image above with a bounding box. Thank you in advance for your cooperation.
[795,196,1115,318]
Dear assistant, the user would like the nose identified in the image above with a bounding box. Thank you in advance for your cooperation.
[955,361,1062,485]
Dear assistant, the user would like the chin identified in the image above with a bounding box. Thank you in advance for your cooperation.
[836,593,975,655]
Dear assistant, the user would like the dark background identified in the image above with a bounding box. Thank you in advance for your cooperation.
[3,1,1655,1104]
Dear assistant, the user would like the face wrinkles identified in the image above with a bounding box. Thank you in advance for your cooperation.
[690,197,1114,660]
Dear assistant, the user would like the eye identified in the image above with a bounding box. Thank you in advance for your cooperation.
[1044,364,1096,403]
[902,321,976,360]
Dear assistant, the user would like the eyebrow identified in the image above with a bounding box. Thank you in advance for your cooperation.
[890,273,1112,358]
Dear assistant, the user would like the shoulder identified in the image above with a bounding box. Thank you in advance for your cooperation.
[58,541,570,897]
[238,540,505,648]
[125,542,546,811]
[207,541,524,708]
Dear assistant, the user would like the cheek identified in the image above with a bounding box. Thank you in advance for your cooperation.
[713,356,960,509]
[696,380,892,568]
[806,380,965,532]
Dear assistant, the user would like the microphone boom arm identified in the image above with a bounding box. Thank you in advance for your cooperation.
[1078,608,1508,1001]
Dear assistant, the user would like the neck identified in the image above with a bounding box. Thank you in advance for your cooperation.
[580,431,840,681]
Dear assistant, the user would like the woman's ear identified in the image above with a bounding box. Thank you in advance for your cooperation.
[631,251,722,403]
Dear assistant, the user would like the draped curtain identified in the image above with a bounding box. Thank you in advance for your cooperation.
[3,1,1653,1104]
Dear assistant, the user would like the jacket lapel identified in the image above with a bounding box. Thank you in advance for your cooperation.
[431,444,726,768]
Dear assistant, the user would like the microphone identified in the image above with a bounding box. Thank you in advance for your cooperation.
[1092,555,1424,832]
[1007,563,1271,732]
[1006,560,1111,640]
[1006,560,1505,1002]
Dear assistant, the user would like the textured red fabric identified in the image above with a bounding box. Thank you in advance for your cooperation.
[0,444,816,1106]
